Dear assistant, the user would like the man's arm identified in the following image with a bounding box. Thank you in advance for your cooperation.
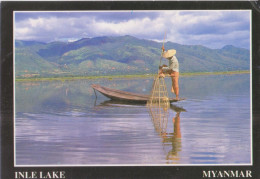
[159,64,167,69]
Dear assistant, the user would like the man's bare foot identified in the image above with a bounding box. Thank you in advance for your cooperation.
[171,86,175,93]
[175,96,179,100]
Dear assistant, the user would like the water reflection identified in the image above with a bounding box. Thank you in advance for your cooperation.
[147,103,186,164]
[148,103,169,134]
[164,112,182,164]
[94,100,186,164]
[15,74,251,165]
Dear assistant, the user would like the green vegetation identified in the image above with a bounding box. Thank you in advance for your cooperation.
[15,35,250,79]
[180,70,250,76]
[15,70,250,82]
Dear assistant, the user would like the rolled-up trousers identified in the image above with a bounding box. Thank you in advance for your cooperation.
[170,71,179,97]
[161,69,179,96]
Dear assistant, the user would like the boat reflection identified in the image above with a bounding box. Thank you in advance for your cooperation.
[147,103,185,164]
[93,99,146,110]
[94,99,186,111]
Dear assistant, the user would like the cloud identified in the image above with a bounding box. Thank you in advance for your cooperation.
[15,10,250,49]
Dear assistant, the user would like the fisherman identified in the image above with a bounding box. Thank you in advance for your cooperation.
[159,46,179,100]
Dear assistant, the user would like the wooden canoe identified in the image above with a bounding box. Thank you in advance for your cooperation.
[91,84,185,103]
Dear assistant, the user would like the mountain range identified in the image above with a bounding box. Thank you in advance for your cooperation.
[15,35,250,78]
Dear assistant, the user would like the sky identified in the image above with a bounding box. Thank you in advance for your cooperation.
[15,10,251,49]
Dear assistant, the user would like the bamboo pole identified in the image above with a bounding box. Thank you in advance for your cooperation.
[147,31,170,108]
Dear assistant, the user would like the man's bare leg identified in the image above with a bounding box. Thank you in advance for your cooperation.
[172,76,179,100]
[171,86,175,93]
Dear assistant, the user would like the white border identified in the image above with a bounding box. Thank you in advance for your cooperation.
[13,10,253,167]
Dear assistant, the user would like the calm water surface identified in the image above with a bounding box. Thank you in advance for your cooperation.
[15,74,251,165]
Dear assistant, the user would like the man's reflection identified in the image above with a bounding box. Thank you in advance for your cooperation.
[148,104,183,164]
[161,112,182,163]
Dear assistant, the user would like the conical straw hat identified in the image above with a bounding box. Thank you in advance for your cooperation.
[162,49,176,58]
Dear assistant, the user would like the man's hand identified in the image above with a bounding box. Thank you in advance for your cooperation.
[162,45,165,52]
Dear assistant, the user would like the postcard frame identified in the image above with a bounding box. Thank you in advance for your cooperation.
[1,1,260,178]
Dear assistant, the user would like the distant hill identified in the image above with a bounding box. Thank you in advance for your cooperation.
[15,35,250,78]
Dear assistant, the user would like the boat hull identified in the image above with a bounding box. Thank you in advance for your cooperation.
[91,84,184,103]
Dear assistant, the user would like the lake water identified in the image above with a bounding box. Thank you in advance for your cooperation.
[15,74,251,165]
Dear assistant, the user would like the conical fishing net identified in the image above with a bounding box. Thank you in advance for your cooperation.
[147,74,170,107]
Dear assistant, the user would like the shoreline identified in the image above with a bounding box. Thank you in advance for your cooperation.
[15,70,250,82]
